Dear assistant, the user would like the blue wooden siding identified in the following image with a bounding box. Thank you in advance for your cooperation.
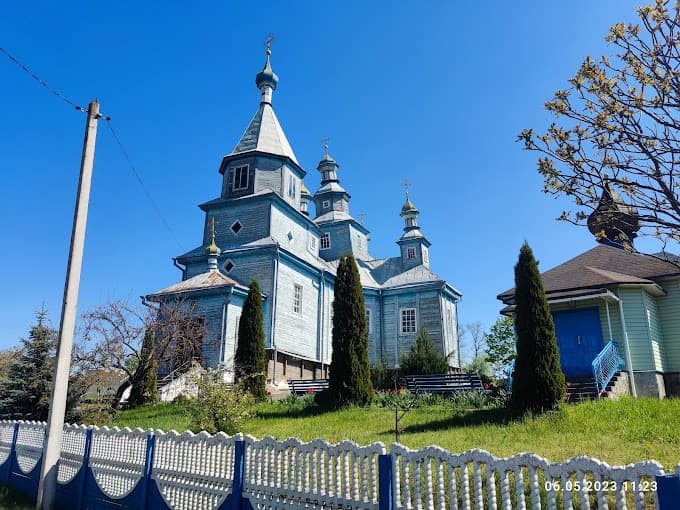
[657,277,680,372]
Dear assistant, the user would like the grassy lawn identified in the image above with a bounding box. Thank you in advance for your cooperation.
[107,396,680,470]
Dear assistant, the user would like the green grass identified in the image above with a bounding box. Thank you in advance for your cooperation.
[0,485,35,510]
[106,397,680,469]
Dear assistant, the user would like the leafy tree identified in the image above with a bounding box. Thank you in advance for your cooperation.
[511,243,565,414]
[464,354,493,385]
[328,255,372,406]
[485,316,516,379]
[400,328,449,376]
[235,280,266,399]
[127,329,158,407]
[519,2,680,249]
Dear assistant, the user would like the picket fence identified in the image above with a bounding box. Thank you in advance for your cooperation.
[1,420,679,510]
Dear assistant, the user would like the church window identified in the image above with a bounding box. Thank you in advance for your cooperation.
[293,285,303,314]
[233,165,249,191]
[407,247,416,260]
[224,259,235,273]
[320,233,331,250]
[287,231,294,242]
[230,220,243,234]
[322,200,330,209]
[288,174,296,198]
[423,248,429,265]
[401,308,416,334]
[365,309,372,334]
[309,236,317,251]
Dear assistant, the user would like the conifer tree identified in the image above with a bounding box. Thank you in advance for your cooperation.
[401,328,449,376]
[235,280,266,399]
[328,255,372,406]
[510,242,566,413]
[0,309,55,420]
[127,329,158,407]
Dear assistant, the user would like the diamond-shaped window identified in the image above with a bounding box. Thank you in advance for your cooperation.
[231,220,243,234]
[287,231,294,242]
[224,260,235,273]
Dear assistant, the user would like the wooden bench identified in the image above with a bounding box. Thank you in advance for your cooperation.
[403,373,485,395]
[288,379,329,396]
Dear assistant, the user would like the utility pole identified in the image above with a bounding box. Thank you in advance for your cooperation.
[36,101,100,510]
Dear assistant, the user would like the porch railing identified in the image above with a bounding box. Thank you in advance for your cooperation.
[592,340,625,398]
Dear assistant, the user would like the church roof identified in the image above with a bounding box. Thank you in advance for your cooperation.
[228,102,299,165]
[148,270,246,298]
[366,257,443,287]
[497,244,680,305]
[314,210,355,224]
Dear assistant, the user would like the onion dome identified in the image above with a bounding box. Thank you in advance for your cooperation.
[255,48,279,96]
[401,195,419,216]
[587,182,640,249]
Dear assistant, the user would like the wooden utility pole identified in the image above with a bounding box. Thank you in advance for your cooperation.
[36,101,100,510]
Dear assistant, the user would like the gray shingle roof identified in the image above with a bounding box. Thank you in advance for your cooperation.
[148,270,246,298]
[229,103,298,165]
[497,244,680,305]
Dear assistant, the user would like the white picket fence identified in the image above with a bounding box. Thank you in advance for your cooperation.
[0,419,675,509]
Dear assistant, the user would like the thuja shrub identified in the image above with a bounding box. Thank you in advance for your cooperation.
[189,372,254,434]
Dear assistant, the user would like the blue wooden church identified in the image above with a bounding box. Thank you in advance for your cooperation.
[147,49,462,386]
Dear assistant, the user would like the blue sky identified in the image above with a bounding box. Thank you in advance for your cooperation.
[1,1,655,351]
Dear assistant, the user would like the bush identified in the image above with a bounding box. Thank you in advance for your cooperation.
[235,280,266,400]
[400,328,449,376]
[188,372,255,434]
[370,356,398,391]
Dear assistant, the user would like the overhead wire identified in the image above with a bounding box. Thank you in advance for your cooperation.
[104,119,185,251]
[1,45,185,252]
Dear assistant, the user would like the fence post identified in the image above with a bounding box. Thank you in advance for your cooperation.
[656,474,680,510]
[75,427,93,510]
[140,431,156,509]
[4,423,19,485]
[230,440,245,510]
[379,454,393,510]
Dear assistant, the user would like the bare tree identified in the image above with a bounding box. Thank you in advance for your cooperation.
[459,322,487,364]
[77,299,205,409]
[520,2,680,251]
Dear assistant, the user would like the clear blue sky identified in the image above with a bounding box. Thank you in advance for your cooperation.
[1,1,656,350]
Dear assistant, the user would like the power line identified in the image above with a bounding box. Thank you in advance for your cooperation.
[104,119,185,251]
[0,46,85,112]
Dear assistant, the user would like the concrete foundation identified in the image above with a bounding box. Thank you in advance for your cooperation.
[662,372,680,397]
[632,371,666,398]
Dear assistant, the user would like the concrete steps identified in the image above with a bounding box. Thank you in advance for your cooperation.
[565,372,624,403]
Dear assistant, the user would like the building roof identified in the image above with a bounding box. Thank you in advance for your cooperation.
[498,244,680,305]
[228,102,299,165]
[148,270,246,298]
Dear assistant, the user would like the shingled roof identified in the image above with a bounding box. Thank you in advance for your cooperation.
[497,244,680,305]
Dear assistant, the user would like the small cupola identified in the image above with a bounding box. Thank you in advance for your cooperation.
[256,37,279,104]
[587,181,640,250]
[396,184,431,269]
[205,217,221,271]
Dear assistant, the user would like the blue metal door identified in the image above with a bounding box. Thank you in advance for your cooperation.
[551,307,604,376]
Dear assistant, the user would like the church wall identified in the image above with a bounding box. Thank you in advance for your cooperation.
[205,200,271,248]
[191,294,229,369]
[273,259,319,360]
[222,300,245,383]
[320,279,334,365]
[441,294,460,368]
[269,204,320,258]
[349,224,369,261]
[318,223,352,261]
[364,294,380,363]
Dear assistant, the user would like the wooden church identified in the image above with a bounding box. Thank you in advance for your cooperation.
[147,48,462,386]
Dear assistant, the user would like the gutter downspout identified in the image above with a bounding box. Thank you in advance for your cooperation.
[270,243,280,384]
[604,299,613,342]
[172,258,186,279]
[617,294,637,397]
[219,287,233,371]
[318,271,325,376]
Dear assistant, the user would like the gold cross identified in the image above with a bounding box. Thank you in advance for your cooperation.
[264,34,275,53]
[322,136,330,156]
[403,179,411,198]
[210,217,217,244]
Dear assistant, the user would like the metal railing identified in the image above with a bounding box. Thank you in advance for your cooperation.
[592,340,625,398]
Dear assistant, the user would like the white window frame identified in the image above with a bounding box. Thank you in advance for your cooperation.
[309,236,317,251]
[320,232,331,250]
[288,173,296,198]
[233,165,249,191]
[406,247,416,260]
[293,284,303,315]
[401,308,416,334]
[365,309,372,334]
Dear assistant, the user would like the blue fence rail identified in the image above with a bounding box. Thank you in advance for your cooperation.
[592,340,626,398]
[1,420,679,509]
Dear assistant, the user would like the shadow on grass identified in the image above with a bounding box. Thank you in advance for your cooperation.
[256,403,332,420]
[402,407,519,434]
